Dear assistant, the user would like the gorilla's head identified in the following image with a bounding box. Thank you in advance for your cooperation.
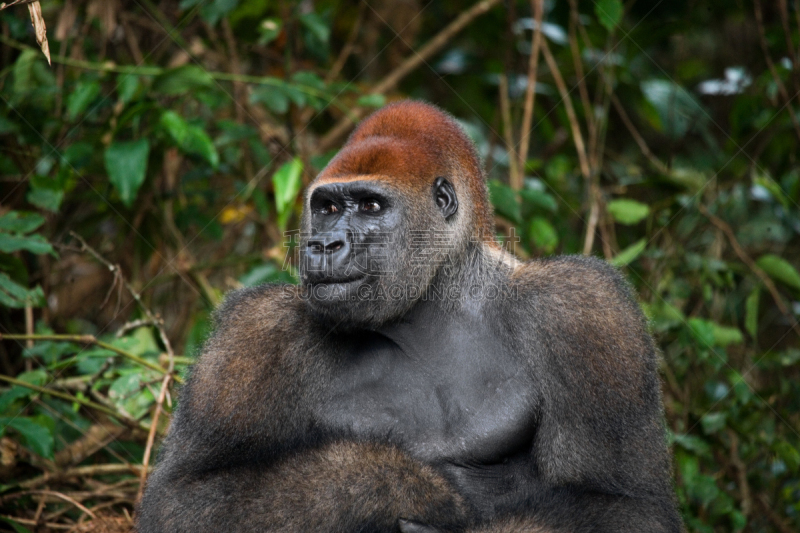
[299,101,493,329]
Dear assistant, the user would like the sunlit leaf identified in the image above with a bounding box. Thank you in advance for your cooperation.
[529,217,558,253]
[160,111,219,168]
[610,239,646,267]
[756,254,800,291]
[607,199,650,225]
[258,18,283,46]
[105,139,150,208]
[272,158,304,216]
[357,94,386,108]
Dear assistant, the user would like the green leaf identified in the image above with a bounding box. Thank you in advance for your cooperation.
[700,412,726,434]
[674,434,712,456]
[250,84,289,114]
[66,81,101,121]
[258,18,283,46]
[0,517,34,533]
[272,158,304,216]
[520,188,558,213]
[744,287,760,339]
[641,79,708,140]
[756,254,800,291]
[0,416,54,459]
[118,74,141,104]
[688,318,716,348]
[0,211,44,234]
[489,181,521,223]
[201,0,240,25]
[160,111,219,168]
[357,94,386,108]
[774,441,800,472]
[0,233,53,255]
[595,0,623,32]
[239,263,294,286]
[0,273,45,308]
[610,239,646,267]
[711,323,743,347]
[529,217,558,253]
[299,12,330,44]
[105,139,150,208]
[152,65,214,96]
[26,175,65,213]
[607,199,650,225]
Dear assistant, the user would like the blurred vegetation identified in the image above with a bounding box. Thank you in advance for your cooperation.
[0,0,798,531]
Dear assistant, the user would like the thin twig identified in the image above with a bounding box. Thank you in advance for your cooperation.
[568,0,594,137]
[611,93,670,175]
[754,0,800,142]
[727,430,752,517]
[518,0,544,179]
[540,36,590,180]
[0,333,179,381]
[499,74,521,190]
[18,464,147,490]
[758,495,796,533]
[0,34,345,112]
[0,514,72,530]
[0,374,147,431]
[1,491,96,519]
[318,0,503,151]
[137,373,171,500]
[69,232,176,370]
[697,204,800,339]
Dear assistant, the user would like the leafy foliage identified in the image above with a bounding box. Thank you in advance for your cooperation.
[0,0,797,531]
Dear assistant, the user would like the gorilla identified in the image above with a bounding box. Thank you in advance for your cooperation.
[137,101,682,532]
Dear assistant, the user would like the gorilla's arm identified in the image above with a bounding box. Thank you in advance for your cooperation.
[137,440,467,533]
[483,255,681,532]
[136,284,468,533]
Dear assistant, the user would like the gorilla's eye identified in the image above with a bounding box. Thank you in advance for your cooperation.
[320,202,339,215]
[360,199,382,213]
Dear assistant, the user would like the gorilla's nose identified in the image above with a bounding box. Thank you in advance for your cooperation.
[305,230,353,277]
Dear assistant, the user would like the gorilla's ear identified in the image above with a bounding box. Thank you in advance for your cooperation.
[433,177,458,219]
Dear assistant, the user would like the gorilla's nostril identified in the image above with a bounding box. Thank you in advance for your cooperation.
[326,241,344,253]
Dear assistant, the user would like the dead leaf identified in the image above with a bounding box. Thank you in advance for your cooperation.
[28,1,51,65]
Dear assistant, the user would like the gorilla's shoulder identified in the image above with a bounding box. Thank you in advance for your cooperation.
[211,283,307,331]
[512,255,637,307]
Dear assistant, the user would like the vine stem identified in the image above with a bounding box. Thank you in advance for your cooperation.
[0,333,180,382]
[0,374,147,431]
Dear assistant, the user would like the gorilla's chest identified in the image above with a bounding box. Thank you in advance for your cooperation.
[317,312,537,464]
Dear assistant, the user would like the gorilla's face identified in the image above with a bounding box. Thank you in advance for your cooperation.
[300,178,458,329]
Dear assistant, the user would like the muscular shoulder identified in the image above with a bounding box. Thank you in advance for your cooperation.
[177,284,323,437]
[510,255,656,392]
[211,283,306,334]
[512,255,636,307]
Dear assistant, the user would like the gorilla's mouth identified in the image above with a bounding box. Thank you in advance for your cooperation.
[313,275,366,286]
[304,273,368,289]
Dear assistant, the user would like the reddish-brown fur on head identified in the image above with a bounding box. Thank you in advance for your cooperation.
[313,100,495,242]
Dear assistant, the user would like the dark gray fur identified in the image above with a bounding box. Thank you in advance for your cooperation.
[137,102,682,533]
